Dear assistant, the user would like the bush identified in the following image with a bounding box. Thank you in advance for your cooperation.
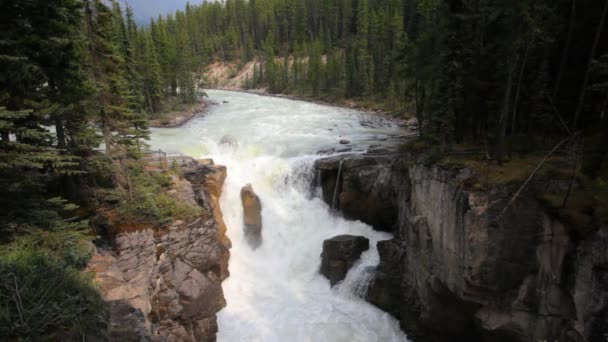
[117,163,201,225]
[0,229,107,340]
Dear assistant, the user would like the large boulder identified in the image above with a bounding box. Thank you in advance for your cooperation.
[241,184,262,249]
[320,235,369,286]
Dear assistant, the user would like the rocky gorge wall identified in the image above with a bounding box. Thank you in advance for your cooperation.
[87,161,230,341]
[316,154,608,342]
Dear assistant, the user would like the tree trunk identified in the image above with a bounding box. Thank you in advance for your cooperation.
[553,0,577,100]
[511,42,530,138]
[102,111,111,156]
[55,119,66,149]
[582,93,608,178]
[415,79,425,135]
[144,85,154,114]
[572,0,608,130]
[497,61,516,166]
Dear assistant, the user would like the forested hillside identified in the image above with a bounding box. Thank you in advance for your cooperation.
[145,0,608,169]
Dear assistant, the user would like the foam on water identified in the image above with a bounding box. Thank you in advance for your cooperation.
[149,90,408,342]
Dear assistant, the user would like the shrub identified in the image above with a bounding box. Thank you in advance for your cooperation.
[117,162,201,225]
[0,229,107,340]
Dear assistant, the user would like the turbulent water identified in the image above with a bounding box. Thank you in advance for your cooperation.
[149,90,409,342]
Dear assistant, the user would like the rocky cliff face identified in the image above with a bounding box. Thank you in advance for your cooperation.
[316,154,608,342]
[88,161,230,341]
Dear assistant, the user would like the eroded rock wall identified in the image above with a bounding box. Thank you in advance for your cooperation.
[316,155,608,342]
[88,162,230,341]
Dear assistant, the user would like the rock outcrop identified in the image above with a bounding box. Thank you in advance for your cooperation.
[320,235,369,286]
[88,161,230,341]
[316,154,608,342]
[316,155,397,231]
[240,183,263,249]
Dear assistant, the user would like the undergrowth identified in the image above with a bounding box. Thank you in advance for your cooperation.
[114,162,201,226]
[0,228,108,340]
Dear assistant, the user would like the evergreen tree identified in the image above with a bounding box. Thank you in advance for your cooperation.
[85,0,149,157]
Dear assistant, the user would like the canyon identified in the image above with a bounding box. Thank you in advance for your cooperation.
[316,152,608,342]
[89,90,606,342]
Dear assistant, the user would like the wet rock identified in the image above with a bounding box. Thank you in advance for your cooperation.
[241,183,263,249]
[317,147,336,155]
[222,100,229,103]
[339,139,351,144]
[403,117,419,130]
[366,239,404,318]
[320,235,369,286]
[316,155,397,232]
[219,135,237,147]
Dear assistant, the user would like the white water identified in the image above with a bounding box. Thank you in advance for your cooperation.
[149,90,409,342]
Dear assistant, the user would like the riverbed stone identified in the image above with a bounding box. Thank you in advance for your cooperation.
[241,183,263,249]
[320,235,369,286]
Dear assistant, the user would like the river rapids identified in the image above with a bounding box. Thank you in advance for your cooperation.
[149,90,409,342]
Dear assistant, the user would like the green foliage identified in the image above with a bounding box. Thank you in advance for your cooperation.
[0,229,107,340]
[117,163,201,225]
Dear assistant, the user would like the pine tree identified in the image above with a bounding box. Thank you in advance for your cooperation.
[175,12,197,103]
[142,32,164,114]
[0,0,92,232]
[308,40,323,96]
[85,0,149,157]
[356,0,370,96]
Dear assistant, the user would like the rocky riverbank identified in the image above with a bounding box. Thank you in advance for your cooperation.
[87,160,230,341]
[150,99,213,128]
[316,153,608,342]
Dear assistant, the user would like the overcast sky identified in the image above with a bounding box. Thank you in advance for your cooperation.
[121,0,205,24]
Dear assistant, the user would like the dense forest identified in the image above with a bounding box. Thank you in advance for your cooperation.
[0,0,607,339]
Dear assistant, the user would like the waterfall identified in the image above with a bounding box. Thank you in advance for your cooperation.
[148,89,409,342]
[338,263,377,298]
[331,160,344,211]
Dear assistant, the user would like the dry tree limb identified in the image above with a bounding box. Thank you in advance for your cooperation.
[494,136,570,223]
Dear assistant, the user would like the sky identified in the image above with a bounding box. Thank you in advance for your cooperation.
[121,0,205,24]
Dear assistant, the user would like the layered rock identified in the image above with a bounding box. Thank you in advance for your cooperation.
[241,184,263,249]
[316,154,608,342]
[320,235,370,286]
[88,161,230,341]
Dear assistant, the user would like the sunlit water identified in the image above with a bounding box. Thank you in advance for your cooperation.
[149,90,409,342]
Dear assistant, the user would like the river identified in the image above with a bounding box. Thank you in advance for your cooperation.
[148,90,409,342]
